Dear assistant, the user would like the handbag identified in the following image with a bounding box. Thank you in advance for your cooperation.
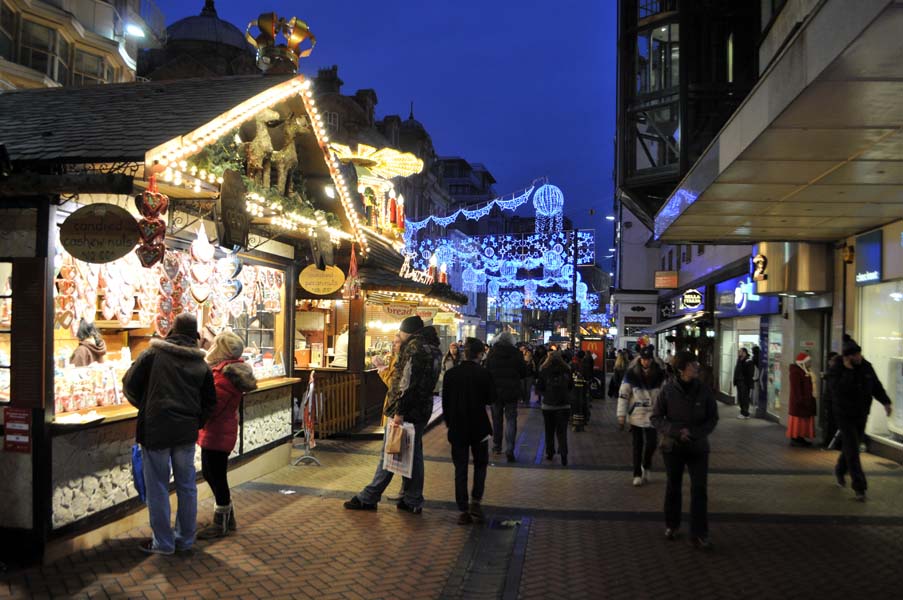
[130,444,146,503]
[385,422,403,454]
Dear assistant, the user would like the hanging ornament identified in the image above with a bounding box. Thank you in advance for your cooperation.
[342,243,361,300]
[134,176,169,268]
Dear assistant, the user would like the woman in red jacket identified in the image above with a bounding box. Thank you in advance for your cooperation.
[197,331,257,539]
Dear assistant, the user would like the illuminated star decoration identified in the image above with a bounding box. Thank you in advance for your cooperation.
[329,143,424,180]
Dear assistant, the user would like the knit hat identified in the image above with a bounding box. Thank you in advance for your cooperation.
[795,352,810,362]
[206,331,245,365]
[842,334,862,356]
[399,315,424,334]
[170,313,200,340]
[639,345,655,360]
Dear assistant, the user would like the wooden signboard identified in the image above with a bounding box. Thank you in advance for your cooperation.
[59,204,139,263]
[298,264,345,295]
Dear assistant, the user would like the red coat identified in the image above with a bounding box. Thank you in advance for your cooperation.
[197,359,257,452]
[788,363,816,418]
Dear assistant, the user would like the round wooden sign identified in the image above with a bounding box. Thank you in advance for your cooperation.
[60,204,140,264]
[298,264,346,295]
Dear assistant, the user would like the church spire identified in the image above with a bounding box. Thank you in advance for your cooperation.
[201,0,217,17]
[409,101,414,120]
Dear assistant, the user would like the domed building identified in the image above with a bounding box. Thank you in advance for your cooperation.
[138,1,258,81]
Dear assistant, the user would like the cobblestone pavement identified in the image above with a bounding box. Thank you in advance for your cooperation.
[4,390,903,599]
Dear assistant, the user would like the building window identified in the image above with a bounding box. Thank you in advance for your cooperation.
[325,111,339,132]
[638,0,677,19]
[629,101,679,173]
[667,249,674,271]
[727,32,734,83]
[73,49,109,86]
[661,256,666,271]
[0,2,14,61]
[19,21,69,83]
[635,23,679,95]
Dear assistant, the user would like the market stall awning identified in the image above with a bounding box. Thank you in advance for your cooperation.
[654,1,903,243]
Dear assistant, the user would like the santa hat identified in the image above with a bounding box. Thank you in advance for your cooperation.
[795,352,810,363]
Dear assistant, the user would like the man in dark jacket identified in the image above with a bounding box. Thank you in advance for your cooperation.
[123,313,216,555]
[652,351,718,550]
[345,316,442,514]
[443,337,495,524]
[486,331,528,462]
[733,348,755,419]
[830,335,892,501]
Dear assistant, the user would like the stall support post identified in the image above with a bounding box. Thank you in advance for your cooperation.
[347,295,366,426]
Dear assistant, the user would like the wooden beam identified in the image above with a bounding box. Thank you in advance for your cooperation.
[0,173,133,196]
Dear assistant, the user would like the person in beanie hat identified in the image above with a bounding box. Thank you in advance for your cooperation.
[196,331,257,539]
[618,344,666,486]
[345,315,442,514]
[828,334,892,501]
[123,312,216,555]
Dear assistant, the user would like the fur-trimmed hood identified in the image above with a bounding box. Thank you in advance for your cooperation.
[219,360,258,392]
[150,336,207,359]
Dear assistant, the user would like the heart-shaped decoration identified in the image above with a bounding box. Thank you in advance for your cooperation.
[56,308,74,329]
[137,218,166,244]
[60,265,77,280]
[217,255,243,280]
[120,294,136,314]
[229,298,245,318]
[56,278,76,296]
[240,265,257,287]
[171,282,184,301]
[102,300,116,321]
[137,191,169,218]
[155,313,172,337]
[158,296,173,315]
[162,252,181,280]
[190,225,215,263]
[190,283,211,304]
[190,262,213,284]
[136,243,165,268]
[159,276,173,296]
[117,307,132,327]
[222,279,243,301]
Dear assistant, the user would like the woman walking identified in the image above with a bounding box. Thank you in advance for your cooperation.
[607,350,628,400]
[787,352,817,447]
[538,351,573,466]
[618,345,666,486]
[652,351,719,549]
[196,331,257,539]
[522,347,536,404]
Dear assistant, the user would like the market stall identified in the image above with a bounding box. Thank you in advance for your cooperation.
[0,72,364,561]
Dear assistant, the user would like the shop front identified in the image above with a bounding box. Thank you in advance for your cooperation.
[651,286,714,374]
[855,222,903,451]
[0,74,364,562]
[713,274,781,413]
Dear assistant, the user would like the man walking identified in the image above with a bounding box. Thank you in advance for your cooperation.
[733,348,754,419]
[344,316,442,514]
[123,313,216,555]
[486,331,527,462]
[830,334,892,501]
[442,338,494,525]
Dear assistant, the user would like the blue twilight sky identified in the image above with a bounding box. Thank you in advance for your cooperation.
[154,0,617,264]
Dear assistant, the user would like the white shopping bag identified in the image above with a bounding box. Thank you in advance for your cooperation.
[384,422,415,478]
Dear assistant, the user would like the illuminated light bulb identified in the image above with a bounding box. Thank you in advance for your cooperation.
[217,176,224,184]
[163,169,173,182]
[208,174,216,183]
[199,169,207,178]
[301,80,311,90]
[194,181,201,193]
[190,165,198,175]
[305,91,313,98]
[179,160,188,170]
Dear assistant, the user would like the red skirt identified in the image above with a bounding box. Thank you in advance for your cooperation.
[786,415,815,439]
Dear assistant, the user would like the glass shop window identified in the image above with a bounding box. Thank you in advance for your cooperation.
[0,262,11,404]
[0,2,15,61]
[629,102,679,173]
[635,24,679,95]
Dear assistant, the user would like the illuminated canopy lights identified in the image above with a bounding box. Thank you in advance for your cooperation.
[329,143,424,180]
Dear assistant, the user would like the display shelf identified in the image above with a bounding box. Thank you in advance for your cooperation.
[51,404,137,433]
[251,377,301,394]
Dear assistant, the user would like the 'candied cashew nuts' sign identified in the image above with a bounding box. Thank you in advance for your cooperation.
[60,204,140,263]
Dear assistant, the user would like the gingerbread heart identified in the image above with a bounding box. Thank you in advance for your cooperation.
[190,262,213,284]
[159,277,173,296]
[138,218,166,244]
[190,283,211,304]
[229,298,245,318]
[158,297,173,315]
[137,191,169,218]
[223,279,243,301]
[60,265,77,280]
[155,313,172,337]
[102,300,116,321]
[162,252,181,280]
[217,255,243,280]
[171,284,184,303]
[120,294,135,314]
[56,278,76,296]
[117,307,132,327]
[191,226,215,263]
[56,308,74,329]
[136,243,165,268]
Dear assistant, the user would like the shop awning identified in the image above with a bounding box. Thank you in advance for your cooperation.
[644,311,709,335]
[654,1,903,244]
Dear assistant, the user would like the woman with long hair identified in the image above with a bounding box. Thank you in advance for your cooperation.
[70,318,106,366]
[538,351,573,466]
[607,350,628,399]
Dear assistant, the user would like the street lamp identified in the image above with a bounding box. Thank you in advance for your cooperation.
[125,23,146,38]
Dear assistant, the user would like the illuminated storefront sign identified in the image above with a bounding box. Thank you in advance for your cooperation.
[855,230,882,286]
[715,275,780,318]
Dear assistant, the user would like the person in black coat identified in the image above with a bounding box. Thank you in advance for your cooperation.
[732,348,755,419]
[123,313,216,555]
[486,331,528,462]
[829,335,892,501]
[443,337,495,525]
[651,351,719,550]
